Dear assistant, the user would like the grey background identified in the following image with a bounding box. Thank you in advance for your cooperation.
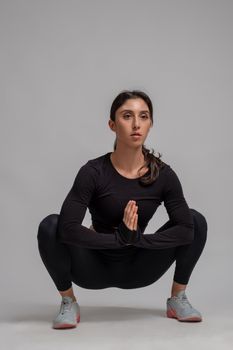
[0,0,232,348]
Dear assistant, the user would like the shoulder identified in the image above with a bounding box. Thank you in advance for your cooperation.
[157,160,182,186]
[84,152,108,172]
[159,161,186,199]
[77,152,109,180]
[157,160,172,177]
[159,160,177,175]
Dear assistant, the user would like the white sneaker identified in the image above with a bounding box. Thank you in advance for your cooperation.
[52,296,81,329]
[167,290,202,322]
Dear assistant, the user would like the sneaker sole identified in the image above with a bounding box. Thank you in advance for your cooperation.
[53,314,81,329]
[167,308,202,322]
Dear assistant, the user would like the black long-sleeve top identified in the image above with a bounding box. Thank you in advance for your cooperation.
[57,152,194,252]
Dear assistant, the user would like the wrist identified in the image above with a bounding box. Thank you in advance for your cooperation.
[116,220,141,244]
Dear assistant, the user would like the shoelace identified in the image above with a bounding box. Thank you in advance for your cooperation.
[176,296,193,309]
[61,300,73,314]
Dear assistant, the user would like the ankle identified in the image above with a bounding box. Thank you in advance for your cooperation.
[59,290,77,302]
[62,295,77,302]
[171,281,187,297]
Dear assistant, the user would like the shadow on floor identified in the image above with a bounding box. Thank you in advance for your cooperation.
[0,303,166,323]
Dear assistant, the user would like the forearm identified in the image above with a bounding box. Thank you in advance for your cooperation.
[115,220,194,249]
[58,222,127,250]
[132,224,194,249]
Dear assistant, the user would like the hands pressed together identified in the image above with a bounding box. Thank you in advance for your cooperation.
[117,200,141,245]
[89,200,141,245]
[123,200,138,231]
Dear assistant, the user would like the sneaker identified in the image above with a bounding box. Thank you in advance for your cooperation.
[166,290,202,322]
[52,296,81,329]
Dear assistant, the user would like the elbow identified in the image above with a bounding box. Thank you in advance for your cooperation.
[57,215,74,242]
[57,221,82,246]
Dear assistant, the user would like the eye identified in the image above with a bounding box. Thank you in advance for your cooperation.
[123,114,149,119]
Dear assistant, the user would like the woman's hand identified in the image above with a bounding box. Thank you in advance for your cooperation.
[116,200,141,245]
[123,200,138,231]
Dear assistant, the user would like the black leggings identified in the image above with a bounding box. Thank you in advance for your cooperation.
[37,208,207,291]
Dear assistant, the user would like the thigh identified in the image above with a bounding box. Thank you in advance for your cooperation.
[68,245,115,289]
[118,217,179,288]
[114,247,177,289]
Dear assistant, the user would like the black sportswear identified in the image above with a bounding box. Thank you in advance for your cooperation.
[57,152,194,251]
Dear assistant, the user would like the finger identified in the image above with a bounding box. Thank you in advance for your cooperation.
[127,201,136,213]
[124,216,132,230]
[133,206,138,230]
[124,201,137,230]
[125,201,135,213]
[129,208,138,231]
[126,200,136,209]
[133,213,138,231]
[131,212,137,231]
[124,201,135,220]
[127,208,137,230]
[124,201,131,218]
[127,204,137,222]
[132,214,136,231]
[129,214,135,230]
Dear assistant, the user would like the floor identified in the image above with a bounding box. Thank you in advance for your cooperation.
[1,295,232,350]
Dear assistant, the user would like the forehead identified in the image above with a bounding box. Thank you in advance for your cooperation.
[117,98,150,113]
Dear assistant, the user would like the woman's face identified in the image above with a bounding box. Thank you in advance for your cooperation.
[109,98,152,148]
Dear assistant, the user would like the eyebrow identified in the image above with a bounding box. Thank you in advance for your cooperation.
[120,109,150,114]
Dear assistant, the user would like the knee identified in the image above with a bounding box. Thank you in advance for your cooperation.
[37,214,59,242]
[189,208,208,235]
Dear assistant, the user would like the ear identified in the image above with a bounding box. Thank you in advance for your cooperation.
[108,119,116,132]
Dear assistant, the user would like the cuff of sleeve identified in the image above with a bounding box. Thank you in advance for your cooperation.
[116,221,142,244]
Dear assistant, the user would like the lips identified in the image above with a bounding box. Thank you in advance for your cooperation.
[131,133,142,136]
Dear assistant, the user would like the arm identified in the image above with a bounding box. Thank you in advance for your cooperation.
[116,220,142,245]
[130,165,194,249]
[57,163,126,249]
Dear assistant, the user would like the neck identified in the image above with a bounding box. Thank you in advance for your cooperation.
[111,145,145,173]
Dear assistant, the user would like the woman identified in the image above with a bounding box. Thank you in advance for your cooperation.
[37,89,208,329]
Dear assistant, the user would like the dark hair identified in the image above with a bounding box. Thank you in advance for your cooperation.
[109,89,165,186]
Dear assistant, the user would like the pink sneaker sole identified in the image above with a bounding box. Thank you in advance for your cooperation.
[53,314,81,329]
[167,308,202,322]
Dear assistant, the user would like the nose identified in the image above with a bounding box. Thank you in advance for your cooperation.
[132,117,140,129]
